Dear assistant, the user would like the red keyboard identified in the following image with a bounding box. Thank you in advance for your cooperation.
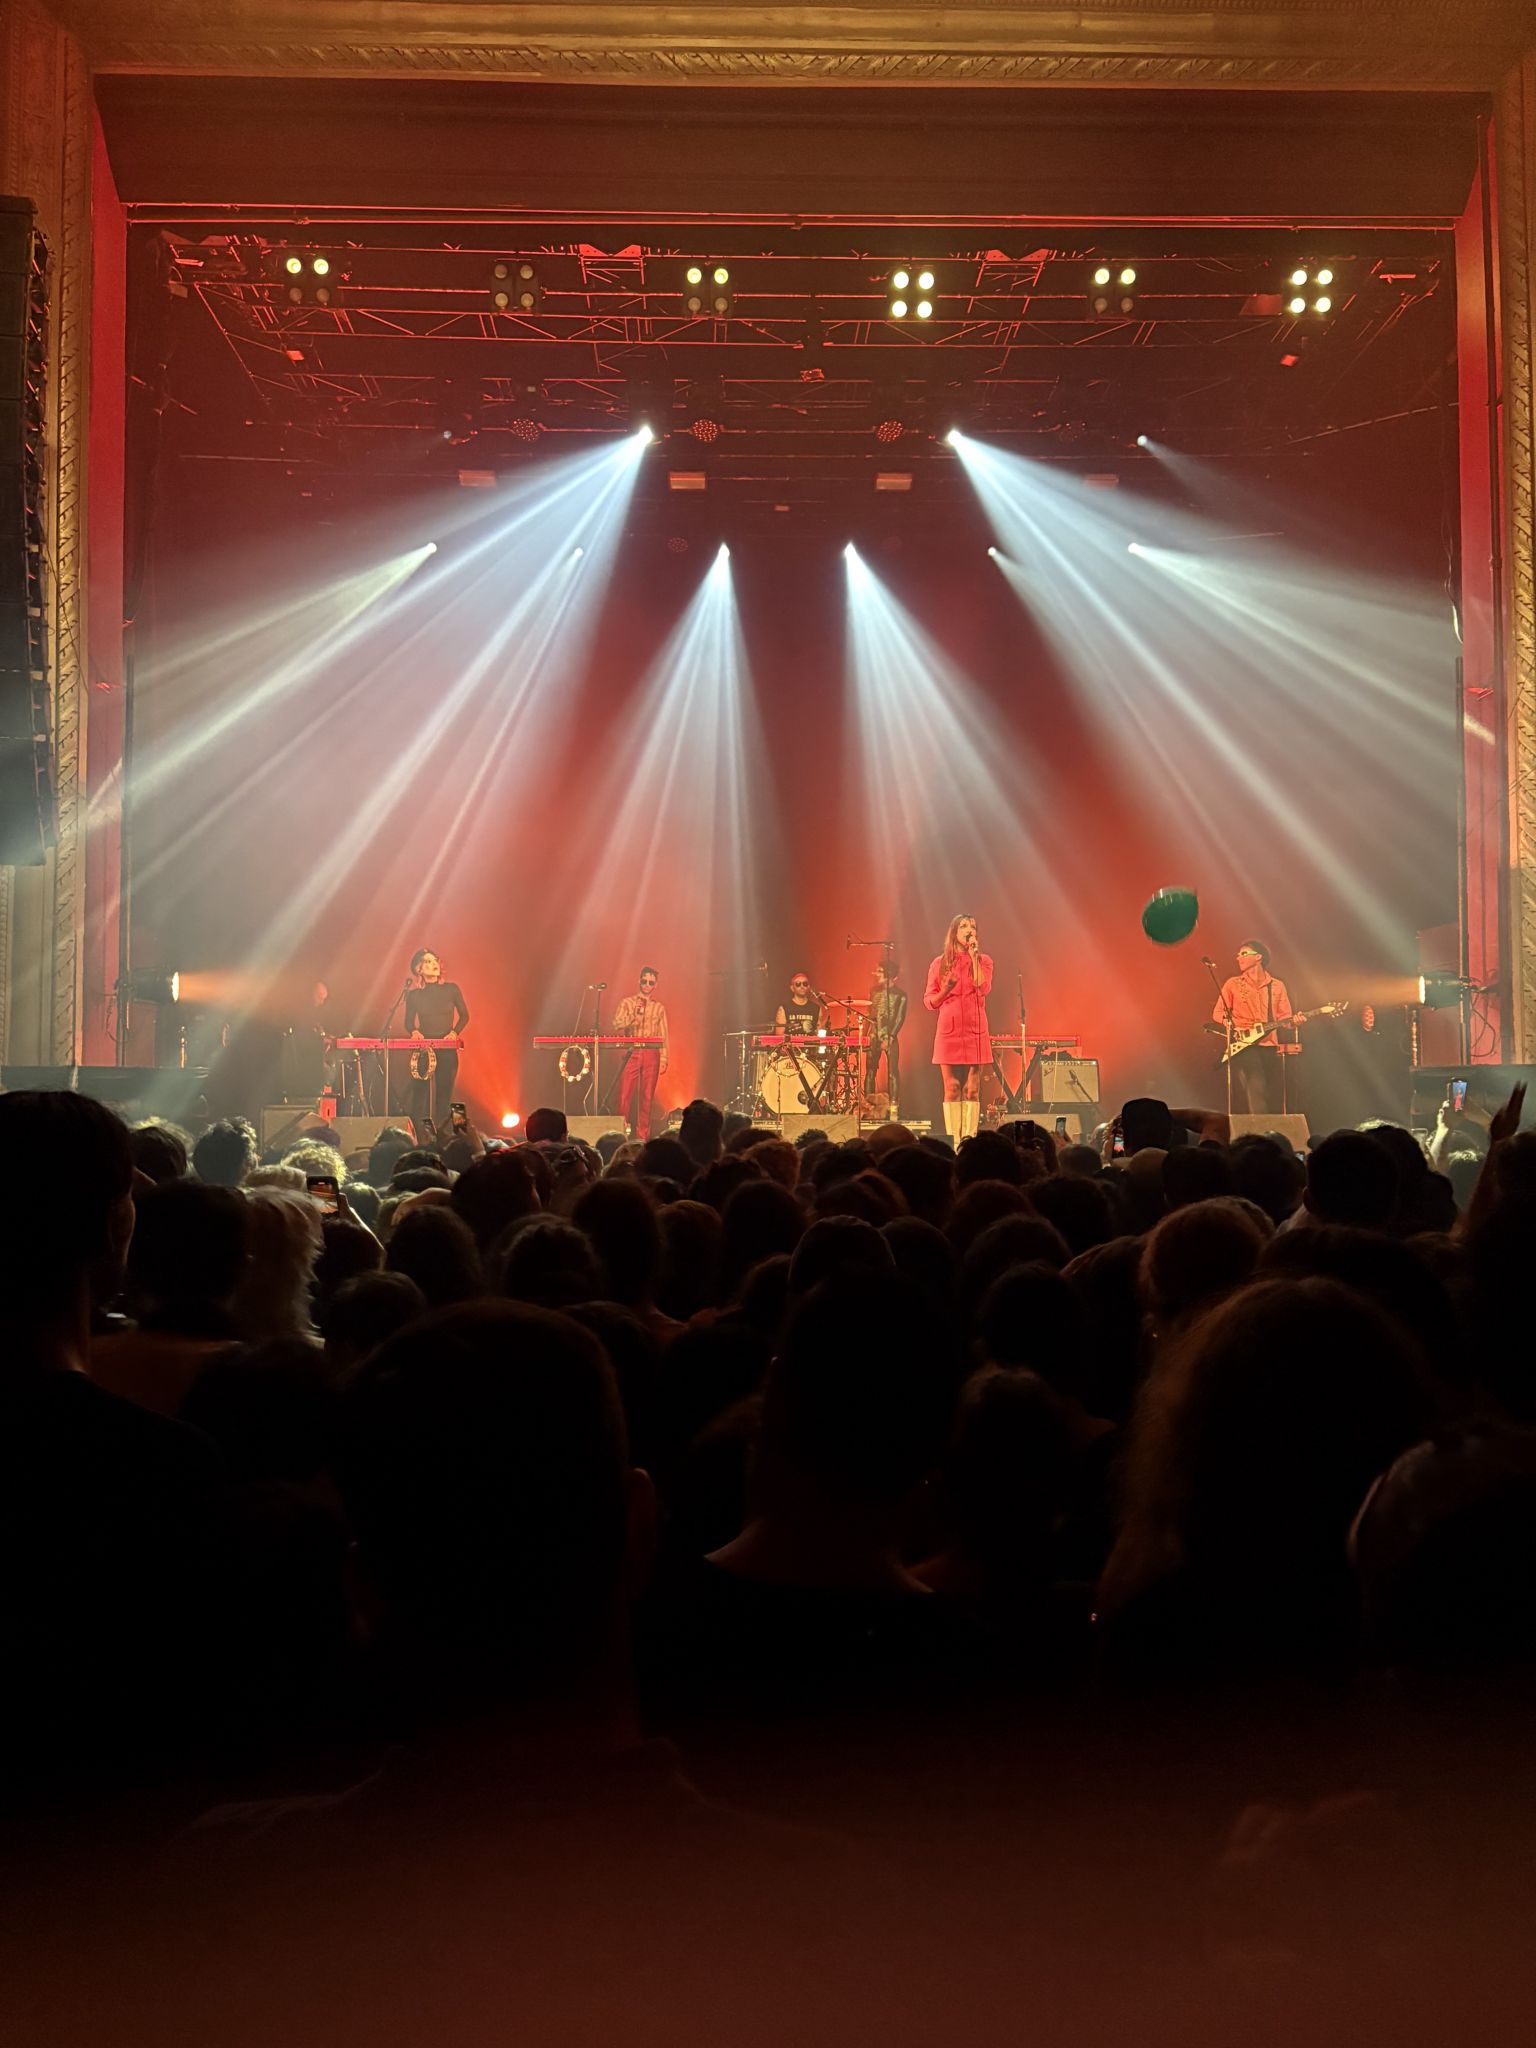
[334,1037,461,1050]
[989,1035,1082,1048]
[531,1035,665,1049]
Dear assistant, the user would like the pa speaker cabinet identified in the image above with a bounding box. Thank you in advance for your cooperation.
[1035,1055,1099,1105]
[262,1107,413,1157]
[1230,1112,1310,1151]
[567,1114,626,1144]
[0,198,54,866]
[781,1111,860,1145]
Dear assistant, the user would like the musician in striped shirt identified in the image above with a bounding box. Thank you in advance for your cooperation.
[612,966,669,1139]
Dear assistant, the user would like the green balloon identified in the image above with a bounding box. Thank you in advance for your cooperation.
[1141,887,1200,946]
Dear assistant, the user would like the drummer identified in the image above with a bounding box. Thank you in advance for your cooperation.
[774,971,828,1041]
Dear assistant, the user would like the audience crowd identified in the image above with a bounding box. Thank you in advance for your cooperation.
[5,1085,1535,2043]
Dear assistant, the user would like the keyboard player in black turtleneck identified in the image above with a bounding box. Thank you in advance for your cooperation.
[404,946,470,1136]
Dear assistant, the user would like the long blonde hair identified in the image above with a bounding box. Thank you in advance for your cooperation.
[942,913,976,974]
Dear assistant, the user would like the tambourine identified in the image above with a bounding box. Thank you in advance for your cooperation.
[409,1045,438,1082]
[557,1043,592,1084]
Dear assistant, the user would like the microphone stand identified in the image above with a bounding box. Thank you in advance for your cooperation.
[377,978,413,1119]
[1203,958,1236,1119]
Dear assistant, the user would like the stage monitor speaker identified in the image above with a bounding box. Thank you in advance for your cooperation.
[1036,1056,1099,1105]
[567,1114,626,1144]
[780,1111,860,1145]
[1230,1112,1310,1151]
[261,1107,415,1159]
[0,197,55,867]
[4,1064,209,1120]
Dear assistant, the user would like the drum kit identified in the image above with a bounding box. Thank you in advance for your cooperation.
[726,995,882,1121]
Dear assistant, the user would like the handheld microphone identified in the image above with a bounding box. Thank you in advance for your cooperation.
[588,981,608,991]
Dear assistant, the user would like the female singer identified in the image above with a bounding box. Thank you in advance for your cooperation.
[404,947,470,1135]
[923,913,993,1144]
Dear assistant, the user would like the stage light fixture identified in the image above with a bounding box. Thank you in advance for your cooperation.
[874,417,905,445]
[1417,974,1469,1010]
[986,545,999,558]
[424,542,438,555]
[684,262,732,316]
[571,546,585,559]
[276,250,338,307]
[1280,261,1338,317]
[501,1111,520,1130]
[888,265,936,320]
[121,968,180,1005]
[1089,262,1137,318]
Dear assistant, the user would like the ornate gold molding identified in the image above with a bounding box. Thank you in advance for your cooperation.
[55,1,1530,91]
[0,0,91,1067]
[49,29,91,1069]
[1500,55,1536,1066]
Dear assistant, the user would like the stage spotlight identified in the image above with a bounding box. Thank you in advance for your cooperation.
[276,250,338,307]
[843,541,859,560]
[888,266,935,320]
[1135,433,1150,448]
[637,423,655,445]
[1126,541,1145,555]
[424,542,438,555]
[1089,262,1137,318]
[874,417,905,445]
[986,545,999,558]
[121,968,180,1005]
[1280,262,1337,317]
[945,426,963,446]
[684,263,732,316]
[1417,974,1468,1010]
[571,546,585,559]
[501,1111,520,1130]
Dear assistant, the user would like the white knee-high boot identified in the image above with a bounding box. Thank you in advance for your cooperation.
[942,1100,961,1144]
[961,1098,980,1140]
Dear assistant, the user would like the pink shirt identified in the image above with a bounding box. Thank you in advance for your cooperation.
[1214,969,1296,1053]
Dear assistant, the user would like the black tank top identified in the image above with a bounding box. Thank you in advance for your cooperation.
[783,1003,820,1039]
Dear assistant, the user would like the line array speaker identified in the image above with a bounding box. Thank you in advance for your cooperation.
[0,197,54,867]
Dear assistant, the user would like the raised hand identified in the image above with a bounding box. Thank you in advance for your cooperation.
[1490,1082,1527,1148]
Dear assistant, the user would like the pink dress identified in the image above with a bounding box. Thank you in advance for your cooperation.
[924,950,994,1066]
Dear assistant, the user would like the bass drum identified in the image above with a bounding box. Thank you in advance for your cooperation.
[760,1051,820,1116]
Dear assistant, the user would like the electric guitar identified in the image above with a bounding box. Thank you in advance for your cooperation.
[1218,999,1349,1063]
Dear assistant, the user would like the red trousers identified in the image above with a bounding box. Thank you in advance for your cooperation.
[619,1047,661,1138]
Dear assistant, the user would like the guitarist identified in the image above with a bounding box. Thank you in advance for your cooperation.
[1213,940,1295,1114]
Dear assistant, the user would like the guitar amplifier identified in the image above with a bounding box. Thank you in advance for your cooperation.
[1036,1055,1099,1105]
